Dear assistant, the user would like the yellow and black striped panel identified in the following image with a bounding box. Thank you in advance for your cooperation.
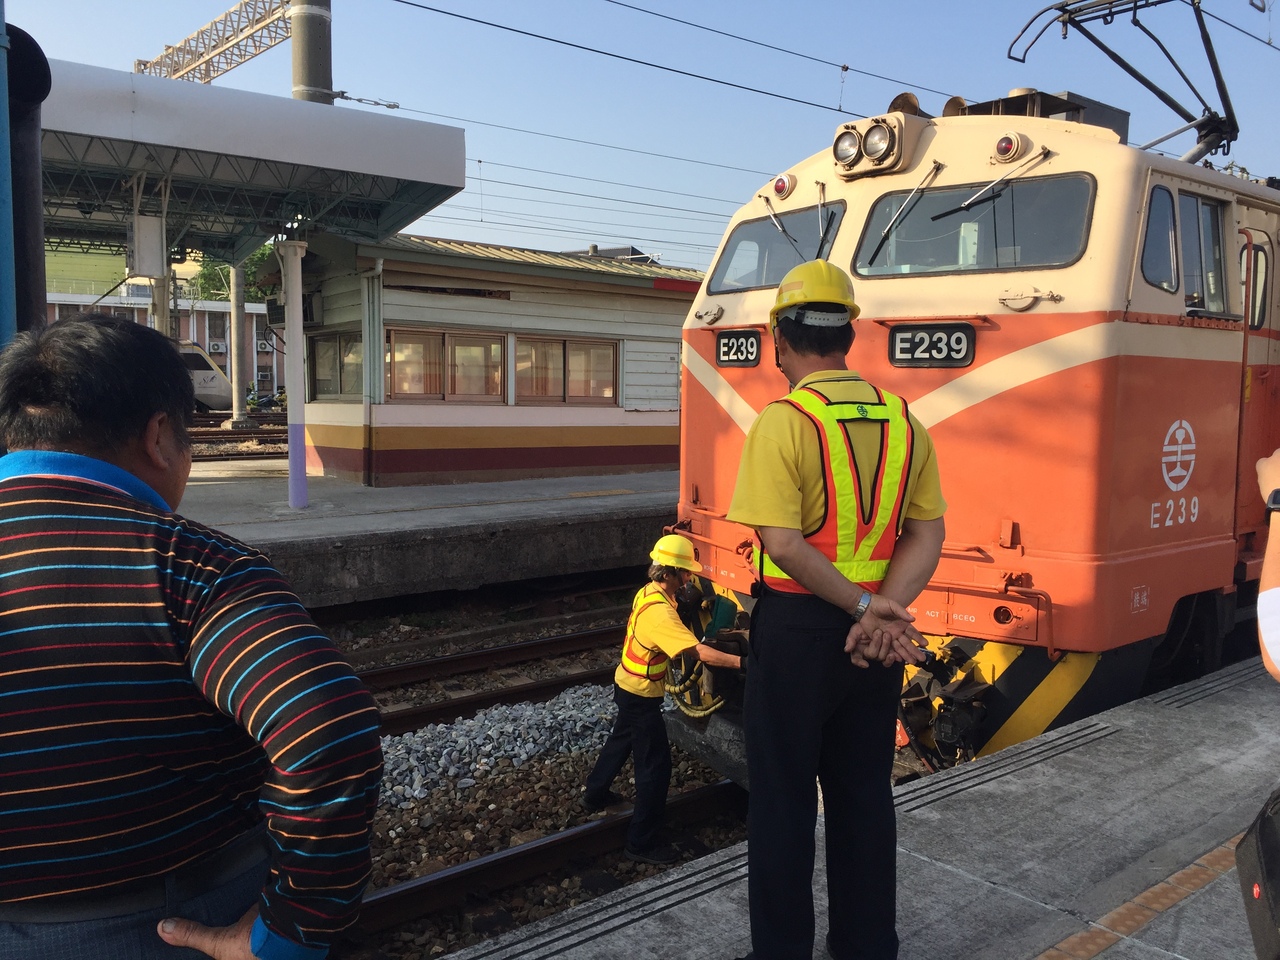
[908,636,1157,757]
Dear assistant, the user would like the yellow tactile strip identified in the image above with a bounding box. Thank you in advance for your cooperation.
[1033,833,1244,960]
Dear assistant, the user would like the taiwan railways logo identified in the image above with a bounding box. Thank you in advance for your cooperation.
[1161,420,1196,493]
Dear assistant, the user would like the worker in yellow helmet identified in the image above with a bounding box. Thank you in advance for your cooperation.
[727,260,945,960]
[583,533,744,865]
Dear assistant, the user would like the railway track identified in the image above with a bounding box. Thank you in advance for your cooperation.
[362,625,624,735]
[189,423,288,462]
[351,616,743,955]
[358,779,746,932]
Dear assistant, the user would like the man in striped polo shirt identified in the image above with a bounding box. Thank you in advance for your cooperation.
[0,314,383,960]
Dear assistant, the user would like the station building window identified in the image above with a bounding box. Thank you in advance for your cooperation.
[310,333,363,399]
[385,329,504,403]
[515,337,617,404]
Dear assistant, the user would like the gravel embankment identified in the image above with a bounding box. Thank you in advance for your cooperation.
[362,683,745,958]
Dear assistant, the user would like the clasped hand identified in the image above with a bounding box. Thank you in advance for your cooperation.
[844,595,929,668]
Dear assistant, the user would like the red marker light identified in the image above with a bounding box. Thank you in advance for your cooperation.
[995,132,1024,163]
[773,174,797,199]
[1256,883,1263,900]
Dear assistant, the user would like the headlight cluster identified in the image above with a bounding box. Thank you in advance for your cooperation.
[832,119,897,171]
[833,129,861,165]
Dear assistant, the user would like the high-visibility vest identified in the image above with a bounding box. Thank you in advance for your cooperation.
[618,585,677,682]
[759,380,913,594]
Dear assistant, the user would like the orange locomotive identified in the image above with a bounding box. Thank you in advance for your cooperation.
[669,88,1279,771]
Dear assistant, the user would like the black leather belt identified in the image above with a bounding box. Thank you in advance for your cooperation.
[0,826,271,924]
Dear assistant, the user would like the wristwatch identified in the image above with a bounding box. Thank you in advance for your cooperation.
[1268,489,1280,515]
[851,591,873,622]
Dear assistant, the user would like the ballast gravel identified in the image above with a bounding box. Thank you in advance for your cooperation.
[380,684,617,807]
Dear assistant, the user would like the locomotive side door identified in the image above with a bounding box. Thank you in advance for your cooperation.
[1234,213,1278,570]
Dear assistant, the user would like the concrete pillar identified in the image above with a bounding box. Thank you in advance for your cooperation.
[277,240,308,509]
[0,12,14,348]
[288,1,333,105]
[151,273,173,337]
[361,265,382,486]
[8,25,50,334]
[222,264,254,429]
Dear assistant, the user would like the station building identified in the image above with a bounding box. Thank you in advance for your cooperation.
[294,234,701,486]
[43,250,281,394]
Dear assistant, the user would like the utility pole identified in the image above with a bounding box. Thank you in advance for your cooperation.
[278,0,333,506]
[223,264,254,429]
[289,1,333,104]
[140,0,335,506]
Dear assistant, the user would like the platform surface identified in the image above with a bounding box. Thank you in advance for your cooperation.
[450,658,1280,960]
[178,461,679,606]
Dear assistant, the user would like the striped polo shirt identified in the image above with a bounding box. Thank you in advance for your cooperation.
[0,451,383,958]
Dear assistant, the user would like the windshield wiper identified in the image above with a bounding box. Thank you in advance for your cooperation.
[759,195,804,259]
[931,145,1051,221]
[864,160,944,267]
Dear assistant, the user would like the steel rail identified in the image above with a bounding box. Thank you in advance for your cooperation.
[357,779,747,931]
[358,624,625,691]
[379,667,617,735]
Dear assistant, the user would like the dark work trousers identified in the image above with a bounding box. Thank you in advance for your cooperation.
[744,589,904,960]
[585,683,672,852]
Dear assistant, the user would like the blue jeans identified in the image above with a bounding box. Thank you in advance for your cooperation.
[0,856,268,960]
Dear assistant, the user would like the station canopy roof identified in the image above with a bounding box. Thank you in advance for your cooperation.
[41,60,466,263]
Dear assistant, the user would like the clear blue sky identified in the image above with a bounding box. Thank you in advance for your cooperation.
[9,0,1280,270]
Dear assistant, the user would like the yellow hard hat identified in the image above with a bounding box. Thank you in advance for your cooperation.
[650,534,700,572]
[769,260,861,332]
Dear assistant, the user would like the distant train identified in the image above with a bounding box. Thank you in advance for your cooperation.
[178,340,234,412]
[666,87,1279,779]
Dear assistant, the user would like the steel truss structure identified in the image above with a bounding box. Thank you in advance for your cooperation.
[133,0,291,84]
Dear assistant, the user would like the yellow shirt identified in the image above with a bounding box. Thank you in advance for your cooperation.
[614,582,700,698]
[727,369,945,536]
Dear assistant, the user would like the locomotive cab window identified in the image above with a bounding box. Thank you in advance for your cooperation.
[707,202,845,293]
[1179,194,1226,314]
[1242,242,1269,330]
[854,174,1094,277]
[1140,185,1178,293]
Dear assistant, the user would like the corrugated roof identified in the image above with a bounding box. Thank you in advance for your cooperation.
[374,234,705,286]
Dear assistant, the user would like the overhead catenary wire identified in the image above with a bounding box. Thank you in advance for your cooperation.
[466,159,745,206]
[395,104,773,177]
[389,0,865,117]
[599,0,963,99]
[440,202,726,238]
[1183,0,1277,50]
[441,191,730,227]
[460,176,734,218]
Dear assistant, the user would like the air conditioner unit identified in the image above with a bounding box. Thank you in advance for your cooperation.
[264,292,321,330]
[256,340,271,352]
[257,372,272,381]
[207,342,227,354]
